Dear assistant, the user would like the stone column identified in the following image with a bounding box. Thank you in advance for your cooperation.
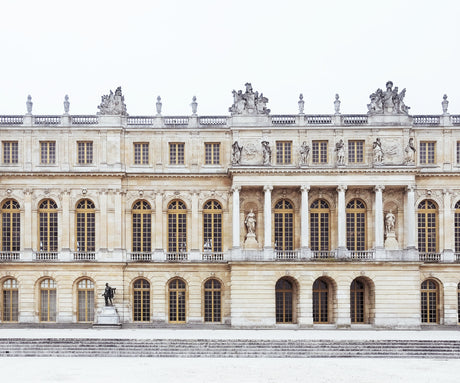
[154,191,164,260]
[264,185,273,248]
[189,191,200,261]
[406,185,416,248]
[22,190,33,261]
[374,185,385,248]
[99,190,108,251]
[232,186,241,248]
[300,185,310,253]
[337,185,347,252]
[443,189,454,261]
[60,190,71,261]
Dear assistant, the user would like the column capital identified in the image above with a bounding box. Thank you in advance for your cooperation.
[231,186,241,193]
[374,185,385,192]
[300,185,310,192]
[406,185,416,193]
[337,184,347,193]
[443,188,452,196]
[263,185,273,192]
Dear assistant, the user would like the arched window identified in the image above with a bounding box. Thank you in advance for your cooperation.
[132,200,152,252]
[77,279,94,322]
[2,278,18,322]
[350,278,365,323]
[310,199,330,251]
[75,199,95,252]
[421,279,439,324]
[168,200,187,253]
[204,279,221,322]
[40,278,56,322]
[133,279,150,322]
[38,199,58,252]
[346,199,366,251]
[274,200,294,251]
[1,199,20,252]
[417,200,438,252]
[275,278,293,323]
[203,200,222,252]
[455,201,460,255]
[313,278,329,323]
[169,278,186,323]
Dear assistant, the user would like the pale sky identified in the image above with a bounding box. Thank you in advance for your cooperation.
[0,0,459,116]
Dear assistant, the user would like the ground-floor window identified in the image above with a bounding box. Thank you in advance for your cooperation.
[313,278,329,323]
[2,278,18,322]
[421,279,439,324]
[133,279,150,322]
[350,278,365,323]
[77,279,94,322]
[276,278,293,323]
[169,278,186,323]
[204,279,221,322]
[40,279,56,322]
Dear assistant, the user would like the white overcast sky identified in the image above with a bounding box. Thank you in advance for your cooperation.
[0,0,459,116]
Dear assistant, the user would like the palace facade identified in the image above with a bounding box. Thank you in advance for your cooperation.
[1,83,460,328]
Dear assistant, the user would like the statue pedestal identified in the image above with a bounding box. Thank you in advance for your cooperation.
[385,232,399,250]
[244,233,259,249]
[95,306,120,326]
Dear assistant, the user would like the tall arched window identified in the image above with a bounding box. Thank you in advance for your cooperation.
[77,279,94,322]
[133,279,150,322]
[169,278,186,323]
[168,200,187,253]
[1,199,20,252]
[275,278,293,323]
[346,199,366,251]
[204,279,221,322]
[455,201,460,255]
[310,199,330,251]
[313,278,329,323]
[203,200,222,252]
[75,199,95,252]
[417,200,438,252]
[40,278,56,322]
[132,200,152,252]
[457,282,460,324]
[2,278,18,322]
[350,278,365,323]
[274,199,294,251]
[421,279,439,324]
[38,199,58,252]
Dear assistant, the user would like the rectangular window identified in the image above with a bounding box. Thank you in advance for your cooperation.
[169,143,185,165]
[40,141,56,164]
[348,140,364,163]
[420,141,435,164]
[77,142,93,164]
[134,143,149,165]
[205,143,220,165]
[276,141,292,164]
[312,141,328,164]
[3,141,18,164]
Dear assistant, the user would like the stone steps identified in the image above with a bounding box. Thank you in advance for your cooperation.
[0,338,459,358]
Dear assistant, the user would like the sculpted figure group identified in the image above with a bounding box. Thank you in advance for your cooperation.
[97,87,128,116]
[229,83,270,115]
[367,81,410,115]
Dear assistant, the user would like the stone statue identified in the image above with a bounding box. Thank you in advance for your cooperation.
[229,83,270,115]
[373,138,384,163]
[405,137,416,164]
[190,96,198,116]
[156,96,162,116]
[385,211,395,235]
[245,209,256,235]
[298,94,305,114]
[262,141,272,165]
[335,139,345,165]
[102,283,116,306]
[97,87,128,116]
[26,95,33,115]
[63,95,70,115]
[232,141,243,165]
[367,81,410,115]
[442,94,449,115]
[299,141,310,165]
[334,94,341,114]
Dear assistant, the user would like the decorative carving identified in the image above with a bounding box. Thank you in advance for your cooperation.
[229,83,270,116]
[245,209,256,235]
[261,141,272,165]
[405,137,416,165]
[298,94,305,115]
[373,138,384,164]
[334,94,341,114]
[97,87,127,116]
[232,141,243,165]
[385,211,395,235]
[442,94,449,115]
[299,141,310,165]
[335,139,345,165]
[63,95,70,115]
[367,81,410,115]
[156,96,162,116]
[190,96,198,116]
[26,95,33,115]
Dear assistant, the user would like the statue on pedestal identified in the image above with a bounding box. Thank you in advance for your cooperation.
[232,141,243,165]
[299,141,310,165]
[385,211,395,235]
[373,138,384,164]
[245,209,256,235]
[384,210,399,249]
[262,141,272,165]
[102,283,116,306]
[335,139,345,165]
[405,137,416,164]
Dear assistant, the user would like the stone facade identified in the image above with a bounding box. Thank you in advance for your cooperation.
[1,84,460,328]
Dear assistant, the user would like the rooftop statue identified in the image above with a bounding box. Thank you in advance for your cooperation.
[97,86,128,116]
[229,83,270,116]
[367,81,410,115]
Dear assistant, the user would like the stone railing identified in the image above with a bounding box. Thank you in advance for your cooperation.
[419,252,441,262]
[73,252,96,261]
[34,251,59,261]
[348,250,375,260]
[201,252,225,261]
[0,116,23,125]
[164,117,189,126]
[275,250,300,260]
[127,116,155,125]
[71,115,99,125]
[165,252,189,261]
[34,116,61,125]
[311,250,337,260]
[306,115,333,124]
[452,115,460,125]
[199,116,227,125]
[413,115,441,126]
[342,115,368,125]
[0,251,20,261]
[271,115,297,125]
[129,252,153,261]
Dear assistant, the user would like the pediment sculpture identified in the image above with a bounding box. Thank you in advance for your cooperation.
[367,81,410,115]
[97,86,128,116]
[229,83,270,116]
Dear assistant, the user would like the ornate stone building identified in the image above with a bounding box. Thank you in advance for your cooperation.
[1,82,460,328]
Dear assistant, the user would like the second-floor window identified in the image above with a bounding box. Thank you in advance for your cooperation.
[348,140,364,163]
[312,141,328,164]
[205,143,220,165]
[3,141,18,164]
[457,142,460,165]
[77,142,93,164]
[420,141,435,164]
[169,143,184,165]
[40,141,56,164]
[134,143,149,165]
[276,141,292,164]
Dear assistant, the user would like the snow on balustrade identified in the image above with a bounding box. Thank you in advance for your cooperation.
[199,116,227,125]
[306,115,333,124]
[34,116,61,125]
[342,115,368,125]
[163,117,189,125]
[71,115,99,125]
[0,116,23,125]
[127,116,155,125]
[413,115,441,126]
[271,115,296,125]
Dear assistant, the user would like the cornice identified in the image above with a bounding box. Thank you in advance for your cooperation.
[228,166,420,176]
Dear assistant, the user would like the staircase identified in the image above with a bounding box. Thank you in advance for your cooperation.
[1,338,460,358]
